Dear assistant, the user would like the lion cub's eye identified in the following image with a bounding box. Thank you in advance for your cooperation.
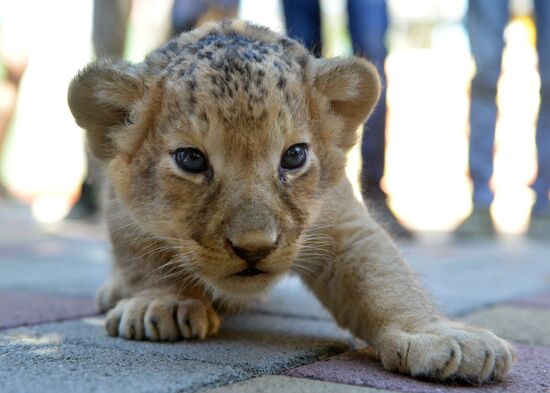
[173,147,208,173]
[281,144,308,170]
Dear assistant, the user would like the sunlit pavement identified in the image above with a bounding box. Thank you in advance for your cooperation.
[1,201,549,393]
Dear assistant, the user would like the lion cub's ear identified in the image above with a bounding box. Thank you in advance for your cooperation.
[313,57,381,150]
[68,60,145,160]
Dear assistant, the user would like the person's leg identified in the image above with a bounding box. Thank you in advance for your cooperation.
[533,0,550,212]
[282,0,322,57]
[347,0,388,191]
[171,0,209,36]
[528,0,550,238]
[195,0,240,29]
[172,0,239,37]
[467,0,508,209]
[92,0,132,58]
[0,9,28,196]
[67,0,132,219]
[347,0,411,237]
[456,0,509,236]
[0,58,26,164]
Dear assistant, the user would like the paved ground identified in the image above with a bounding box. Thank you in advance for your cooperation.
[1,201,549,393]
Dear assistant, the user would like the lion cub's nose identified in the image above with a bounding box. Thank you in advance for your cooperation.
[231,245,273,266]
[228,231,277,266]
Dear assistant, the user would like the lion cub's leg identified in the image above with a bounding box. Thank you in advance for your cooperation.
[104,290,220,341]
[96,270,131,313]
[299,187,515,383]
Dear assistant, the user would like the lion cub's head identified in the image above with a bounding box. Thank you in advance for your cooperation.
[68,21,379,299]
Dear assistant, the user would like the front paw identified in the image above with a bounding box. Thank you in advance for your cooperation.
[97,280,128,313]
[377,320,516,383]
[105,295,220,341]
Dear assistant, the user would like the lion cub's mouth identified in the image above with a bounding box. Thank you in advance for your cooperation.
[234,267,265,277]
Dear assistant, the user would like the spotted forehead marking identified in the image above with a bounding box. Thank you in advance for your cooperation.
[153,31,305,91]
[151,29,308,137]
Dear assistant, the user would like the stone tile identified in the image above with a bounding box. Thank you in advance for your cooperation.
[0,338,246,393]
[510,292,550,310]
[254,242,550,320]
[403,240,550,316]
[0,207,109,298]
[0,256,109,297]
[204,375,391,393]
[4,201,550,320]
[0,312,350,375]
[462,306,550,346]
[249,275,331,320]
[286,344,550,393]
[0,291,98,330]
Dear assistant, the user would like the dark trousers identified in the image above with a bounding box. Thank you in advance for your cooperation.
[282,0,389,188]
[468,0,550,212]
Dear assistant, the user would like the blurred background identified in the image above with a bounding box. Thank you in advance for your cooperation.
[2,5,549,386]
[0,0,547,237]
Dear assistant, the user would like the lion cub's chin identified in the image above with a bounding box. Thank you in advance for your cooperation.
[209,271,285,301]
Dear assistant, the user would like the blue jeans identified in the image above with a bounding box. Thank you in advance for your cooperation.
[468,0,550,212]
[282,0,389,187]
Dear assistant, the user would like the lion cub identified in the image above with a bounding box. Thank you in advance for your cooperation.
[68,20,514,383]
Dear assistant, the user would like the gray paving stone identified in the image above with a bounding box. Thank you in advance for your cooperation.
[250,275,331,320]
[462,305,550,346]
[403,240,550,316]
[0,256,108,297]
[4,203,550,320]
[3,205,550,393]
[0,290,97,329]
[203,375,392,393]
[511,292,550,309]
[237,239,550,322]
[251,240,550,320]
[0,312,349,375]
[0,339,246,393]
[0,206,109,298]
[286,344,550,393]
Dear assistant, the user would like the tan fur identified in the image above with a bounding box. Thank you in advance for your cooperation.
[68,21,515,383]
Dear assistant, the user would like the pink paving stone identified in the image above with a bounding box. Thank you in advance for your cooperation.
[0,291,98,330]
[286,344,550,393]
[511,293,550,310]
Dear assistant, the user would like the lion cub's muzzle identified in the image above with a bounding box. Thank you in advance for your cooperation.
[226,228,279,277]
